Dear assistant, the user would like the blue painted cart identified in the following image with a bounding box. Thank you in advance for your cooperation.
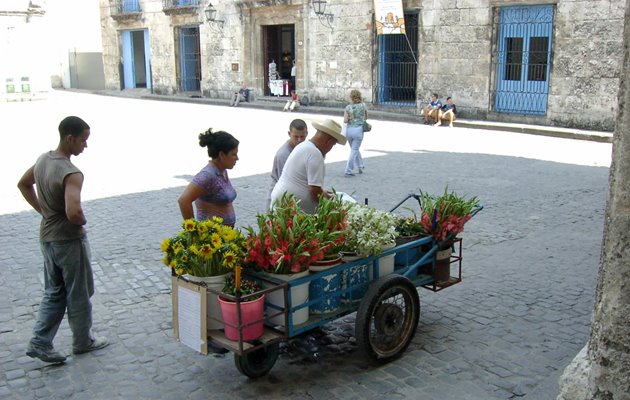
[203,194,483,378]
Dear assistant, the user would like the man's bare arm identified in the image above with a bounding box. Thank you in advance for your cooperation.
[17,166,42,214]
[64,173,87,225]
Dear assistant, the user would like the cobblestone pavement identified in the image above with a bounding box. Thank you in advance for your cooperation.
[0,91,611,399]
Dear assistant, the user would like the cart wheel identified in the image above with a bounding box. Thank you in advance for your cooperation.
[355,274,420,364]
[234,342,279,378]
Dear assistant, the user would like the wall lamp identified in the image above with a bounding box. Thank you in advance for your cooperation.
[311,0,334,31]
[204,3,224,28]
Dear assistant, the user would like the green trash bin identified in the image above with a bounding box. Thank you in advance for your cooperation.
[6,78,15,93]
[21,77,30,93]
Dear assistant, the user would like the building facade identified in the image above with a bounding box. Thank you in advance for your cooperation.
[99,0,625,131]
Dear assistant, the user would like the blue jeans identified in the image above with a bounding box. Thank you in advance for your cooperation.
[30,237,95,350]
[344,125,364,174]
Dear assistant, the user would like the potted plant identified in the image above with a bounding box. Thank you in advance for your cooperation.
[161,217,246,330]
[243,193,329,326]
[341,204,398,301]
[344,203,398,258]
[393,212,429,269]
[309,193,350,314]
[395,212,426,241]
[419,187,478,282]
[217,268,265,341]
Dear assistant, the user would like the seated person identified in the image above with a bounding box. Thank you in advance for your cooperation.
[230,84,249,107]
[435,97,458,127]
[283,90,300,112]
[423,93,442,124]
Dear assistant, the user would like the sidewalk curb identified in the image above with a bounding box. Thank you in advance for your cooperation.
[86,89,613,144]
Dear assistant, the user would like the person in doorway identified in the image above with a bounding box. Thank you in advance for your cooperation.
[283,90,300,112]
[17,116,109,364]
[423,93,442,124]
[230,84,249,107]
[178,128,240,227]
[266,119,308,209]
[343,89,368,177]
[435,97,458,127]
[290,59,297,91]
[270,119,347,214]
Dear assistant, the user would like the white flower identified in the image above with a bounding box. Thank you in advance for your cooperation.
[344,204,397,256]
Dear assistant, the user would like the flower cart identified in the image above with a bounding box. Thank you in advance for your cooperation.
[169,192,482,378]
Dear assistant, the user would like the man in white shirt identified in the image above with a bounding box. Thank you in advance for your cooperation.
[270,119,347,214]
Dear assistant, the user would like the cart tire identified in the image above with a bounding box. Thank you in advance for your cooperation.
[234,342,279,378]
[355,274,420,364]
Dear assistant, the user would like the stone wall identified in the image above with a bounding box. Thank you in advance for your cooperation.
[98,0,626,131]
[417,0,492,118]
[549,0,625,131]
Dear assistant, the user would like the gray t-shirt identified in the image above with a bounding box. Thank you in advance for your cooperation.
[267,141,294,209]
[34,151,85,242]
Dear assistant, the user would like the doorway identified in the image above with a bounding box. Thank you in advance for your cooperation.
[178,26,201,92]
[494,5,554,115]
[263,25,295,96]
[121,29,151,89]
[375,13,418,107]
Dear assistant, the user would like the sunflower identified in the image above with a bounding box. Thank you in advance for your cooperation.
[223,251,238,269]
[183,219,196,232]
[211,232,222,248]
[198,243,214,259]
[160,238,171,252]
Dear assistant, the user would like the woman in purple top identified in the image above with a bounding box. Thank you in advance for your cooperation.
[178,128,239,227]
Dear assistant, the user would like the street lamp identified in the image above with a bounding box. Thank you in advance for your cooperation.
[204,3,224,29]
[311,0,334,31]
[312,0,327,15]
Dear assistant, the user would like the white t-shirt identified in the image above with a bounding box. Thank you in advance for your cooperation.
[270,141,325,214]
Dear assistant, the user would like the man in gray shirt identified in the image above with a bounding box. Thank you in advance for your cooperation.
[17,116,109,363]
[266,119,308,209]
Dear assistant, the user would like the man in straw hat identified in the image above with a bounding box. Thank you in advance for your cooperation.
[270,118,347,214]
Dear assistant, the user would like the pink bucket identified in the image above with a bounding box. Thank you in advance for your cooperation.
[218,294,265,341]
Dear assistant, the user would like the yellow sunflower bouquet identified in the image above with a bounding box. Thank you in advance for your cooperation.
[161,217,246,277]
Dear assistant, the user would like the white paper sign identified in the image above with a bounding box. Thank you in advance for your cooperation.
[177,285,203,353]
[373,0,406,35]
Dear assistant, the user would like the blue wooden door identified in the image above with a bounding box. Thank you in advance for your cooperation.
[179,27,200,92]
[495,5,554,115]
[121,29,151,89]
[121,30,135,89]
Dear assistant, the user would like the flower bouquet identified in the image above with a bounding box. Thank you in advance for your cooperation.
[243,193,331,326]
[344,204,397,257]
[161,217,246,331]
[419,187,478,284]
[419,187,478,245]
[313,192,350,263]
[243,193,329,274]
[161,217,245,277]
[340,204,398,301]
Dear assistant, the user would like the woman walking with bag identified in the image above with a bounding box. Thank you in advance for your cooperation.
[343,89,368,177]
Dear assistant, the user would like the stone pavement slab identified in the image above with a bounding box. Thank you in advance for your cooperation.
[0,92,611,399]
[1,147,608,399]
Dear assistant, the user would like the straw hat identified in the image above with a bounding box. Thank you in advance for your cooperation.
[312,119,347,145]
